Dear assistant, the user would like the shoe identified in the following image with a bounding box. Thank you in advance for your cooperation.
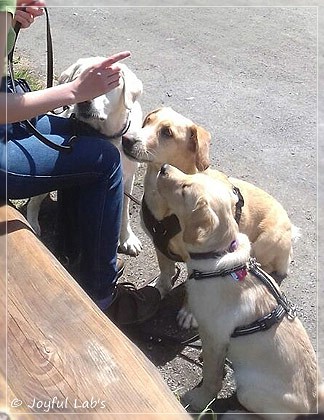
[104,282,161,326]
[116,255,125,279]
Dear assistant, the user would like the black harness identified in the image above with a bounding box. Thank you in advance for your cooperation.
[189,258,297,337]
[141,184,244,262]
[142,196,183,261]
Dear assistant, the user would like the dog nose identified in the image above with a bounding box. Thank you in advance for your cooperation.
[122,134,135,149]
[160,163,169,175]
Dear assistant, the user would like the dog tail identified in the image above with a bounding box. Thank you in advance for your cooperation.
[292,224,302,243]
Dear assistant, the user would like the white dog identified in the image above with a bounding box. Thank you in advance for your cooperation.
[156,164,322,418]
[27,57,143,256]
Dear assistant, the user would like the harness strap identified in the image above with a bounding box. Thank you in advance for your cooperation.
[248,261,296,318]
[189,262,247,280]
[142,196,183,262]
[231,303,286,337]
[189,258,297,337]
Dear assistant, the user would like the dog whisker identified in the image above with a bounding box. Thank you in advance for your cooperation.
[126,147,155,163]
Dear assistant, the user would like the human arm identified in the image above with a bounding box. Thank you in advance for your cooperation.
[0,51,131,124]
[0,12,11,81]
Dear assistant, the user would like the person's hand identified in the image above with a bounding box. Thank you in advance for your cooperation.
[16,0,46,6]
[14,6,44,29]
[70,51,131,104]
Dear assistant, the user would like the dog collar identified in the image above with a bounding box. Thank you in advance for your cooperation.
[106,114,131,140]
[189,240,238,261]
[68,112,131,141]
[189,261,248,280]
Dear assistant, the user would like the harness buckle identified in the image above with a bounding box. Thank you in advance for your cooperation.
[286,302,297,320]
[248,257,261,269]
[279,293,297,320]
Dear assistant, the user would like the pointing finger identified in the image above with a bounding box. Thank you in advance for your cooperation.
[98,51,131,69]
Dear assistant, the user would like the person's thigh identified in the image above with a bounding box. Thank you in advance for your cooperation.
[0,114,120,199]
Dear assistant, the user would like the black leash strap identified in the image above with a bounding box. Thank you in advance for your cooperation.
[43,8,53,90]
[8,7,73,153]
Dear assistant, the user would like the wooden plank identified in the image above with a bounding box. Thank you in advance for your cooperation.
[1,206,35,420]
[1,204,191,420]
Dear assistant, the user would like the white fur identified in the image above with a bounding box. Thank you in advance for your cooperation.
[27,57,143,256]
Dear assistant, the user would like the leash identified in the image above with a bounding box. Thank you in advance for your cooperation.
[8,8,74,152]
[124,191,142,206]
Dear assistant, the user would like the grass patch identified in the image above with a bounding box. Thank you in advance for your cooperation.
[12,55,46,90]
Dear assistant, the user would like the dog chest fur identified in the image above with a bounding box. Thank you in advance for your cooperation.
[185,264,318,415]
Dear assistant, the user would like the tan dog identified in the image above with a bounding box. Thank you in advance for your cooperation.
[27,57,144,256]
[156,164,321,418]
[122,107,298,324]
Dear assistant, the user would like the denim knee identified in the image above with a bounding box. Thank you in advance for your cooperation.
[100,142,122,184]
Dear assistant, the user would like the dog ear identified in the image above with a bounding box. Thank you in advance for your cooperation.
[142,108,161,127]
[58,61,83,84]
[190,125,211,171]
[121,66,143,110]
[183,197,217,244]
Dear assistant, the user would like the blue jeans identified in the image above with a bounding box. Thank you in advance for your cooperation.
[0,111,123,306]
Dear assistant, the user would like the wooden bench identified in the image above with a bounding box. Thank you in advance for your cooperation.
[0,204,191,420]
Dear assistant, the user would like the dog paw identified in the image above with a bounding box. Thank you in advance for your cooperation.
[182,387,215,412]
[118,232,142,256]
[177,307,198,329]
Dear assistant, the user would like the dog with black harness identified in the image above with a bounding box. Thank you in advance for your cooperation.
[156,163,322,418]
[122,107,300,330]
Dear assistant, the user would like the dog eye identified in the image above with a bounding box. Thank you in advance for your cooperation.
[161,127,173,138]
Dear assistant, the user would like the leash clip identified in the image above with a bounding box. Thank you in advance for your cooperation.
[279,293,297,320]
[286,301,297,320]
